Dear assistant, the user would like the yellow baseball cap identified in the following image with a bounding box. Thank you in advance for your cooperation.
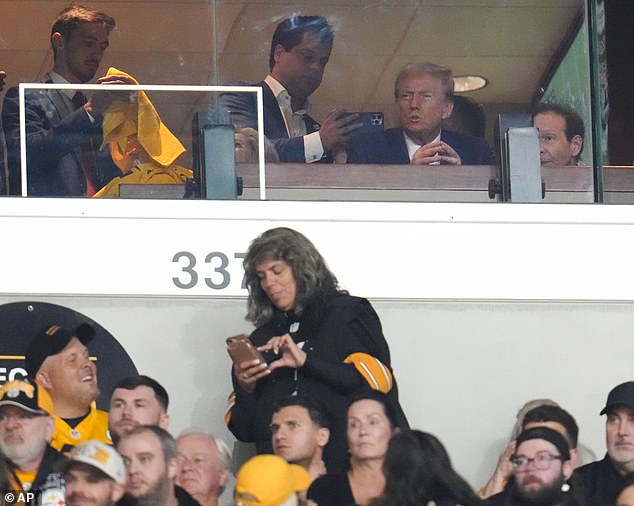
[235,455,311,506]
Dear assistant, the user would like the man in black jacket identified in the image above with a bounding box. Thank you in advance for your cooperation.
[0,378,67,505]
[575,381,634,506]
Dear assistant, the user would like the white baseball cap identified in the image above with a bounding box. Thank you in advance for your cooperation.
[67,441,126,485]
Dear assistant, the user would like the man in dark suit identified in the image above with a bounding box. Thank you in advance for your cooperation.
[219,16,359,163]
[2,5,127,196]
[347,62,494,166]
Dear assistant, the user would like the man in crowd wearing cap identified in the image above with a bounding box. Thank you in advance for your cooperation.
[116,425,199,506]
[575,381,634,506]
[0,378,67,504]
[270,397,331,481]
[108,375,170,444]
[64,440,126,506]
[485,426,581,506]
[175,429,232,506]
[234,454,311,506]
[25,323,111,453]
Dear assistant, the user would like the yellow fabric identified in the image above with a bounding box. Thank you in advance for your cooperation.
[344,352,393,393]
[225,391,236,426]
[100,67,186,169]
[14,470,36,491]
[51,403,111,454]
[93,163,193,197]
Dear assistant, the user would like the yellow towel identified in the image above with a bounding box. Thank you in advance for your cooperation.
[100,67,186,170]
[93,163,193,197]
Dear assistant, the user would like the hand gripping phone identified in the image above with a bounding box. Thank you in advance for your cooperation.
[226,334,265,366]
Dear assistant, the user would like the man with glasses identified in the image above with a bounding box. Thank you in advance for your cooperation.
[0,378,67,505]
[576,381,634,506]
[485,426,582,506]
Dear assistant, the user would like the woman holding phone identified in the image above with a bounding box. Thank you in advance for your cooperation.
[226,227,407,474]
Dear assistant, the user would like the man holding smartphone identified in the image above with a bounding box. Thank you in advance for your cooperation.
[219,15,359,163]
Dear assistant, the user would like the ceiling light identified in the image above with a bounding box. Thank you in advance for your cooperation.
[453,75,488,92]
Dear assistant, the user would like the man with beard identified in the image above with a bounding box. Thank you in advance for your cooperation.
[0,378,66,505]
[64,440,126,506]
[116,425,199,506]
[108,375,170,444]
[485,426,582,506]
[576,381,634,506]
[25,323,111,453]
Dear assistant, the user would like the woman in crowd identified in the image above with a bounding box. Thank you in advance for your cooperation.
[372,430,482,506]
[308,391,398,506]
[226,227,407,474]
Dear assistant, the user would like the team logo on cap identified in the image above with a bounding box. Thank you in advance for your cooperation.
[0,380,35,399]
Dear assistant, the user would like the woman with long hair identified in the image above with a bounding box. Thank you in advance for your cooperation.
[226,227,407,474]
[372,430,481,506]
[309,391,399,506]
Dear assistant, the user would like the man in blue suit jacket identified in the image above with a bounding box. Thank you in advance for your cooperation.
[347,62,494,166]
[219,16,359,164]
[2,5,124,196]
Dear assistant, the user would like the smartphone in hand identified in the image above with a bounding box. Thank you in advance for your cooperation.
[226,334,265,366]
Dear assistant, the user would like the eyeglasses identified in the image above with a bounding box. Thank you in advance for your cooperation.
[510,451,562,471]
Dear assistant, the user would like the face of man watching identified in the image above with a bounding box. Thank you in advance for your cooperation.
[176,433,228,504]
[511,439,572,505]
[109,386,169,442]
[523,420,579,469]
[271,405,329,469]
[118,430,177,504]
[52,22,110,84]
[606,406,634,475]
[0,406,54,470]
[271,29,332,106]
[397,72,453,146]
[533,111,582,166]
[65,463,125,506]
[37,337,99,413]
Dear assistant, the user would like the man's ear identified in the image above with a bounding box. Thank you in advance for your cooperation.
[442,100,454,120]
[570,134,583,158]
[51,32,64,53]
[111,483,126,502]
[36,369,52,391]
[562,460,573,481]
[218,466,230,488]
[273,44,286,66]
[167,457,179,481]
[158,412,170,430]
[44,416,55,442]
[317,427,330,448]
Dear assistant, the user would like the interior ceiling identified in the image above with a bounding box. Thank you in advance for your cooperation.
[0,0,583,135]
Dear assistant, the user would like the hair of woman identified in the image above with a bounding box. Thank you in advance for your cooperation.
[371,430,482,506]
[243,227,340,326]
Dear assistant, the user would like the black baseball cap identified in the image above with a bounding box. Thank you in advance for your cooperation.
[0,377,54,415]
[600,381,634,415]
[25,323,95,377]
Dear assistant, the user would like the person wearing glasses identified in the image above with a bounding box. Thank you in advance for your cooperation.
[484,426,583,506]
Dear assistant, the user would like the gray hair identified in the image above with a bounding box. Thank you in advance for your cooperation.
[394,62,454,101]
[176,429,232,495]
[243,227,340,326]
